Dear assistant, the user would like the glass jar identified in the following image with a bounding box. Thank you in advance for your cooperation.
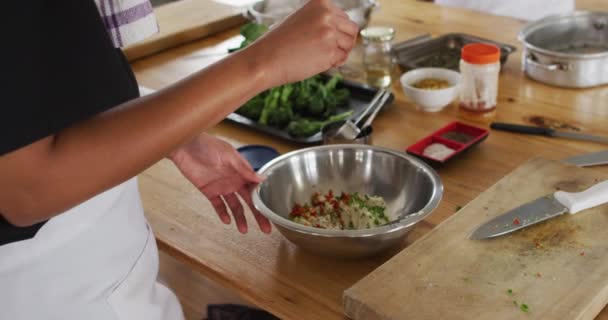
[360,26,395,88]
[458,43,501,119]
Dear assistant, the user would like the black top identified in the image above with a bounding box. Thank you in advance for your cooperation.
[0,0,140,245]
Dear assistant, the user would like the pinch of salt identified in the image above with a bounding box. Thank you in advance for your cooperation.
[422,143,455,161]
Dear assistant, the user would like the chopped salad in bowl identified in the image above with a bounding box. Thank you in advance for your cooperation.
[290,190,390,230]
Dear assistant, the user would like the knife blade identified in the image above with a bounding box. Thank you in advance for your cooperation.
[563,150,608,167]
[469,179,608,240]
[490,122,608,145]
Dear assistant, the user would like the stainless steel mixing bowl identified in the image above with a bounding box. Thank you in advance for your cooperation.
[252,145,443,258]
[246,0,377,29]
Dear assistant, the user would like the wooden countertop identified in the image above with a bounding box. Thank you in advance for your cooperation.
[131,1,608,319]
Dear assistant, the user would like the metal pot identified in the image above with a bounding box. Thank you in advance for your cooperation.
[519,11,608,88]
[246,0,377,29]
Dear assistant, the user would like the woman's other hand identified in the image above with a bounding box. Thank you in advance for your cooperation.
[169,134,271,234]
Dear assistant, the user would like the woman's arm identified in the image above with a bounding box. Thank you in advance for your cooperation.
[0,0,358,226]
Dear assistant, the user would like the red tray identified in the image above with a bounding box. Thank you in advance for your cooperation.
[406,121,489,165]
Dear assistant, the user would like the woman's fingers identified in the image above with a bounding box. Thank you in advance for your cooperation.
[232,154,264,184]
[335,31,355,53]
[238,184,272,234]
[207,195,231,224]
[332,15,359,38]
[223,193,248,234]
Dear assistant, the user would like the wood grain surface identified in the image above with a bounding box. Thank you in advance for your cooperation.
[123,0,245,61]
[345,158,608,319]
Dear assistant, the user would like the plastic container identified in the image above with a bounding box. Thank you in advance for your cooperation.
[406,121,489,165]
[360,26,395,88]
[236,145,280,171]
[458,43,501,118]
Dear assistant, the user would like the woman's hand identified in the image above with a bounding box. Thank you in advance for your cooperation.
[0,1,356,227]
[246,0,359,88]
[169,134,271,234]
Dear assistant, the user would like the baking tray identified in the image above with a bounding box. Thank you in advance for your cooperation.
[393,33,517,71]
[225,76,395,144]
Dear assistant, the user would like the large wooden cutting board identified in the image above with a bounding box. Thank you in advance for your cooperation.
[344,158,608,320]
[124,0,245,61]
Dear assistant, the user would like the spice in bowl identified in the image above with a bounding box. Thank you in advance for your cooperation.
[422,143,455,161]
[412,78,452,90]
[441,131,475,144]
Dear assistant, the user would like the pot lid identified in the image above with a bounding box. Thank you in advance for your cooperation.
[519,11,608,59]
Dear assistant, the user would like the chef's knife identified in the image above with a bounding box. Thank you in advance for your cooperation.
[469,179,608,240]
[563,150,608,167]
[491,122,608,145]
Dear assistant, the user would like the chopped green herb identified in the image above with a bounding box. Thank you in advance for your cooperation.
[513,301,518,306]
[520,303,529,313]
[462,277,471,283]
[507,289,513,295]
[455,205,463,211]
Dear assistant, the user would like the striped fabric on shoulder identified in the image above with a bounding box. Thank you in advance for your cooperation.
[94,0,159,48]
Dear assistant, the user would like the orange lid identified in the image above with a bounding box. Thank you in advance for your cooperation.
[461,43,500,64]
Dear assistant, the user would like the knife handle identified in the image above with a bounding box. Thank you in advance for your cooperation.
[554,180,608,214]
[490,122,554,136]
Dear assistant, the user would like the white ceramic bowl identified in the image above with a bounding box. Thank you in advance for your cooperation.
[400,68,461,112]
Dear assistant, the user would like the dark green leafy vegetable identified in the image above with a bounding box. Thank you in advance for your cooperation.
[520,303,529,313]
[334,88,350,106]
[305,81,325,115]
[293,77,317,112]
[267,85,295,128]
[259,88,281,125]
[233,23,353,137]
[236,94,266,120]
[286,111,353,138]
[229,23,268,52]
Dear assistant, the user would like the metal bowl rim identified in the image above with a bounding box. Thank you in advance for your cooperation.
[247,0,378,18]
[251,144,443,238]
[518,10,608,59]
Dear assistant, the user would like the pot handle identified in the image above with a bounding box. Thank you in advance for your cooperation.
[525,55,570,71]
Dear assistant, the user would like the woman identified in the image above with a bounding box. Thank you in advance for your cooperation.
[0,0,358,319]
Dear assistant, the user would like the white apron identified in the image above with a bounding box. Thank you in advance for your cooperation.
[0,177,184,320]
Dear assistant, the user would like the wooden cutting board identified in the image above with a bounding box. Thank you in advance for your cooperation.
[124,0,245,61]
[344,158,608,320]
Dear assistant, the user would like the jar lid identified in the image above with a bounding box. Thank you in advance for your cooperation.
[461,43,500,64]
[360,26,395,42]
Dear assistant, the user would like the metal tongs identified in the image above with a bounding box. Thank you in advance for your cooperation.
[331,89,391,140]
